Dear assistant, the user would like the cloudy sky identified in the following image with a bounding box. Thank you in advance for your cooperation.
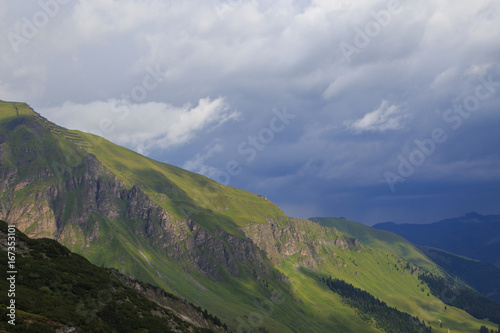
[1,0,499,225]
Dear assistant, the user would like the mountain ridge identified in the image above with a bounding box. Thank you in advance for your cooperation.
[418,245,500,304]
[1,100,498,332]
[373,212,500,268]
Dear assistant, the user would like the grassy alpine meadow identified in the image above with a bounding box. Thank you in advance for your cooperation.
[311,217,440,272]
[275,246,498,333]
[308,217,499,332]
[0,100,35,121]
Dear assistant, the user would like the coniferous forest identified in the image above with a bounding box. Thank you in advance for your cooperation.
[322,276,432,333]
[419,273,500,325]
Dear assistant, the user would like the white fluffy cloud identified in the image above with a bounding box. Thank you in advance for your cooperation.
[40,97,238,155]
[346,100,410,133]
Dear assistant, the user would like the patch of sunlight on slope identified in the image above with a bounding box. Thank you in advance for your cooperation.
[311,217,439,273]
[278,260,381,333]
[0,100,35,121]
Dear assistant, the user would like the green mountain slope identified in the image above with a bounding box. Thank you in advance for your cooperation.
[0,220,227,332]
[311,217,500,329]
[0,100,497,332]
[310,217,439,271]
[419,246,500,304]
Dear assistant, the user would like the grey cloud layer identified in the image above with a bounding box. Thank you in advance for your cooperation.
[1,0,499,224]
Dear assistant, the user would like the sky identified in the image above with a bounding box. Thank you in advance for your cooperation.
[1,0,499,225]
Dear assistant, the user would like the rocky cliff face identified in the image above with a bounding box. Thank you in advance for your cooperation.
[0,135,125,241]
[243,217,360,267]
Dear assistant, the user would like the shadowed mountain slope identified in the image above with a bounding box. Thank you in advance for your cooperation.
[374,212,500,268]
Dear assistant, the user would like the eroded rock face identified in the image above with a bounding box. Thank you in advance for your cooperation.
[243,217,360,268]
[184,225,271,279]
[0,148,126,240]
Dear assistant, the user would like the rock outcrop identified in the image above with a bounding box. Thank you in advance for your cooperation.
[243,217,360,267]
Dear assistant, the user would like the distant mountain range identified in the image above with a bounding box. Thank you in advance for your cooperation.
[418,246,500,304]
[373,212,500,305]
[373,212,500,268]
[0,100,498,332]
